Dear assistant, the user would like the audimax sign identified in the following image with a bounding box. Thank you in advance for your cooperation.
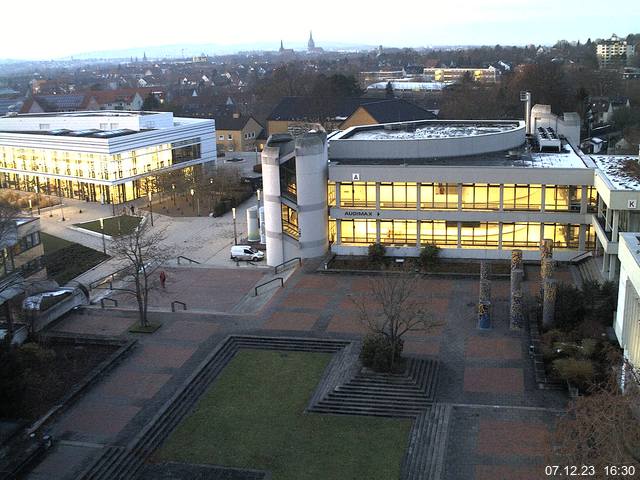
[343,211,380,217]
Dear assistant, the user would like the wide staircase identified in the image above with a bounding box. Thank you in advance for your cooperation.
[401,403,452,480]
[576,256,603,284]
[309,358,439,418]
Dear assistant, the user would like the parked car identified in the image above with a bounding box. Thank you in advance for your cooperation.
[230,245,264,261]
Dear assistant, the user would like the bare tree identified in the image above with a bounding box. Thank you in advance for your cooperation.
[552,373,640,477]
[350,274,442,370]
[111,219,172,327]
[0,201,22,345]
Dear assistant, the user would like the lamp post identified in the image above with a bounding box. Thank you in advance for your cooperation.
[58,189,65,222]
[172,183,176,206]
[28,199,33,217]
[35,185,41,215]
[148,191,154,226]
[190,188,195,214]
[209,178,214,214]
[100,218,106,254]
[232,207,237,245]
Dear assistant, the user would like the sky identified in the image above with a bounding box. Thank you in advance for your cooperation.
[1,0,639,60]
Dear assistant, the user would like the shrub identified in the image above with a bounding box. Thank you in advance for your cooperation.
[360,333,403,373]
[0,344,25,418]
[419,244,440,270]
[552,357,594,389]
[553,283,585,332]
[367,243,386,264]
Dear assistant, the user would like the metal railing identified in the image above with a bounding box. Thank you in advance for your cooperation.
[177,256,200,265]
[569,250,593,265]
[254,277,283,296]
[274,257,301,274]
[171,300,187,312]
[89,265,131,290]
[100,298,118,308]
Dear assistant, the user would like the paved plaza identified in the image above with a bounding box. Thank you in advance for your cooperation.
[27,261,568,480]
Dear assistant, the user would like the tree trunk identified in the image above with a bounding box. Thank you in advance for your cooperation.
[4,302,13,346]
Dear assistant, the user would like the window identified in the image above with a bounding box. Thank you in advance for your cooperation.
[219,135,224,140]
[339,182,376,208]
[544,185,580,212]
[503,184,542,211]
[379,220,417,245]
[171,138,201,164]
[461,184,500,210]
[280,157,297,200]
[380,182,417,209]
[340,219,376,244]
[329,218,336,244]
[420,183,458,209]
[328,182,336,207]
[460,222,499,248]
[228,134,233,140]
[543,223,580,249]
[501,222,541,248]
[281,204,299,238]
[420,220,458,246]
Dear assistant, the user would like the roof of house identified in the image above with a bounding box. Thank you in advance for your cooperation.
[215,114,261,131]
[21,94,94,113]
[267,97,436,124]
[354,99,437,124]
[267,97,375,121]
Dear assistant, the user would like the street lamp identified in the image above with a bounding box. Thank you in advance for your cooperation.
[148,191,154,226]
[58,188,65,222]
[190,188,195,214]
[172,183,176,206]
[35,185,41,215]
[100,218,106,254]
[232,207,238,245]
[28,199,33,217]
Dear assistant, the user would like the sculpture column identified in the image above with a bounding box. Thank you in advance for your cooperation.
[510,249,524,330]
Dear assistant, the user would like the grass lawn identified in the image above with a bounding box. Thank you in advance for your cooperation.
[155,350,412,480]
[74,215,141,237]
[41,232,110,284]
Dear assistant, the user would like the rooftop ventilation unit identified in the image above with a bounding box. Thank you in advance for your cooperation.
[536,127,561,152]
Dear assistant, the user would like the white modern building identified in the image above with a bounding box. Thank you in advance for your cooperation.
[596,34,635,69]
[0,111,216,204]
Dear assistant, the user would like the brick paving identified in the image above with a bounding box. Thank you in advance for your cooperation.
[27,264,575,480]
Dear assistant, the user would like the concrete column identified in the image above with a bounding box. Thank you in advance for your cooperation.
[261,145,285,267]
[540,184,546,213]
[510,290,524,330]
[597,196,603,218]
[605,207,612,232]
[498,223,503,250]
[612,210,620,240]
[579,224,586,251]
[511,249,523,271]
[457,222,461,248]
[477,301,491,329]
[480,260,490,281]
[335,219,341,245]
[580,186,588,214]
[416,219,421,248]
[609,255,618,281]
[457,183,462,211]
[542,279,557,328]
[295,134,329,259]
[540,238,553,260]
[541,258,556,281]
[603,252,610,275]
[375,182,380,210]
[335,181,341,207]
[499,184,504,211]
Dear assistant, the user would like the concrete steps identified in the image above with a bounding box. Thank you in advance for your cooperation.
[78,336,349,480]
[577,257,602,285]
[309,358,439,418]
[401,403,452,480]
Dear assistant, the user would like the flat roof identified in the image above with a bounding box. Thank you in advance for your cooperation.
[338,120,521,141]
[592,155,640,190]
[330,143,588,169]
[5,110,156,118]
[0,128,142,139]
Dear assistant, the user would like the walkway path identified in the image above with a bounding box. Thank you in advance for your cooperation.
[26,264,569,480]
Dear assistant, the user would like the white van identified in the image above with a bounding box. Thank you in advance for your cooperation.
[230,245,265,262]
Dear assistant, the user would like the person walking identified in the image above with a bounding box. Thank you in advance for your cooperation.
[130,204,135,215]
[159,270,167,289]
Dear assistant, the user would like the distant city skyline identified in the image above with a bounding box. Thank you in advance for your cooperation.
[2,0,639,60]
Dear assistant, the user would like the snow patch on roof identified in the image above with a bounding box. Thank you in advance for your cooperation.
[592,155,640,190]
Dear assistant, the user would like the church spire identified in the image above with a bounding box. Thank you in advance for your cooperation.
[308,31,315,51]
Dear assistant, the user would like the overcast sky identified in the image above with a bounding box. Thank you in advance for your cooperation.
[2,0,639,60]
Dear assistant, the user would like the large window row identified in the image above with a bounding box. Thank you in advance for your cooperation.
[330,182,596,212]
[0,141,201,182]
[337,218,592,249]
[281,203,299,239]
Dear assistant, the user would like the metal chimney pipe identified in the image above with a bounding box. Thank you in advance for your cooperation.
[520,91,532,135]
